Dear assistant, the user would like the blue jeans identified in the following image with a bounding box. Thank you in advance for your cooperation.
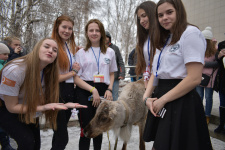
[131,76,142,82]
[131,77,136,82]
[196,86,213,116]
[112,80,119,101]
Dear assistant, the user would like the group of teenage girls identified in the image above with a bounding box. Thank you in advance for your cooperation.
[0,0,213,150]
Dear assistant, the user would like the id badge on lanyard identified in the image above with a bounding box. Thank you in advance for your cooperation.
[93,74,104,83]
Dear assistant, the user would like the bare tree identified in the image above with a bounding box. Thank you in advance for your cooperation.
[0,0,151,62]
[100,0,146,65]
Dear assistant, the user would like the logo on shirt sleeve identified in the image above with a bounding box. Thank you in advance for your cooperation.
[2,76,16,87]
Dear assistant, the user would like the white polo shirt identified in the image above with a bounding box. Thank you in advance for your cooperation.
[152,25,206,79]
[0,60,26,104]
[76,47,118,85]
[0,60,45,117]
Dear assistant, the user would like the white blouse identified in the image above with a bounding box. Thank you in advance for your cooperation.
[152,25,206,79]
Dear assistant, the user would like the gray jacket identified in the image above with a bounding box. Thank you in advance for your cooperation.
[109,43,125,80]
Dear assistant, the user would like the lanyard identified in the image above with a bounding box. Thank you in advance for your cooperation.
[156,35,171,78]
[91,47,101,74]
[65,42,72,71]
[41,70,44,83]
[147,36,150,66]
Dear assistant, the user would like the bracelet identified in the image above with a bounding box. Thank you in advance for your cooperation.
[72,69,78,74]
[71,71,75,76]
[107,89,112,93]
[90,87,95,93]
[144,97,149,106]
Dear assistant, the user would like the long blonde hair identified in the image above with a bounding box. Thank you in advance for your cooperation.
[0,38,59,129]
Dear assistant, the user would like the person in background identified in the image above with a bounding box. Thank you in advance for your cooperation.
[214,40,225,134]
[0,43,10,70]
[128,48,142,82]
[135,1,157,88]
[0,38,87,150]
[2,37,24,62]
[51,15,100,150]
[196,27,218,124]
[0,43,14,150]
[143,0,212,149]
[105,31,125,101]
[76,19,117,150]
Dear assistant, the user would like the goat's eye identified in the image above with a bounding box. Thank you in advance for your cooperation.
[100,116,107,122]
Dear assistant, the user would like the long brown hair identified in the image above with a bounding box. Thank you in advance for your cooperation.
[0,38,59,129]
[51,15,77,71]
[135,1,156,76]
[154,0,189,49]
[84,19,107,54]
[205,39,217,57]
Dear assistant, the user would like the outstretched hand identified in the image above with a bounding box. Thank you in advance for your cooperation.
[44,103,68,111]
[64,102,87,109]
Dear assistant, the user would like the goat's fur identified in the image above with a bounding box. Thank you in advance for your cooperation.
[83,79,147,150]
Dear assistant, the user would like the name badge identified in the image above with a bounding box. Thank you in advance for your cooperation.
[94,74,104,83]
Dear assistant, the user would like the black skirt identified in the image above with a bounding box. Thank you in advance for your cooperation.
[143,79,212,150]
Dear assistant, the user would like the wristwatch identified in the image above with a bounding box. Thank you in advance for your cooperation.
[72,69,78,74]
[144,97,149,106]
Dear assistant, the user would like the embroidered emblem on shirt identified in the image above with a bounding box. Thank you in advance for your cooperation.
[169,43,180,52]
[104,58,110,64]
[2,76,16,87]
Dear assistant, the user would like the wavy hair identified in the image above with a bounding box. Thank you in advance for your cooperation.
[51,15,77,71]
[84,19,107,54]
[154,0,189,49]
[0,38,59,129]
[205,39,217,57]
[135,1,157,76]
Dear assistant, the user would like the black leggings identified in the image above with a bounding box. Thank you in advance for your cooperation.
[51,82,77,150]
[76,81,108,150]
[0,104,40,150]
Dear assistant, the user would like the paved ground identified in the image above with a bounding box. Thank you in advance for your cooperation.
[8,125,225,150]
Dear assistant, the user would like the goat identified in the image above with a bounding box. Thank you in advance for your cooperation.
[83,79,147,150]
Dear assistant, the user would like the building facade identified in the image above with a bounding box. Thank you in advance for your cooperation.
[182,0,225,43]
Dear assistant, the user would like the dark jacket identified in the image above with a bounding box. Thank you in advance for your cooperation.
[108,43,125,80]
[214,40,225,94]
[128,48,137,75]
[1,41,24,62]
